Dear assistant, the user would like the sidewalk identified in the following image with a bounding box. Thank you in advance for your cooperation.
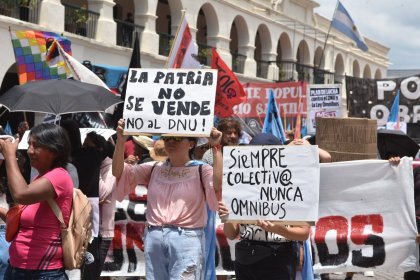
[326,271,404,280]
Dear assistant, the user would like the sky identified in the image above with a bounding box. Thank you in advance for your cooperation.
[314,0,420,69]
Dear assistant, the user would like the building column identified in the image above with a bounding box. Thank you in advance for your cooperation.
[135,0,159,56]
[88,0,116,45]
[262,52,279,81]
[39,0,65,31]
[239,44,256,77]
[207,36,232,67]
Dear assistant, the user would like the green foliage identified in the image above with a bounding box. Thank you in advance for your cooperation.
[73,5,88,24]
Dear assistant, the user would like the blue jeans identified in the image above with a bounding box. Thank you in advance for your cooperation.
[144,226,204,280]
[0,225,10,280]
[4,266,68,280]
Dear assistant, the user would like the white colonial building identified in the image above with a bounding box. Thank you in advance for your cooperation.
[0,0,389,126]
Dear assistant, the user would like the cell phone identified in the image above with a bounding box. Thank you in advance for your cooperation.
[0,135,15,142]
[0,135,15,160]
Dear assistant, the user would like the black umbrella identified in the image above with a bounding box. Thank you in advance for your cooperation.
[377,129,419,159]
[0,79,123,115]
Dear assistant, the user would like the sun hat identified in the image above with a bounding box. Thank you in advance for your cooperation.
[150,139,168,162]
[132,135,154,151]
[196,137,209,147]
[249,133,283,146]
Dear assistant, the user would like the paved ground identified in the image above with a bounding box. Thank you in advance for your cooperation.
[325,271,404,280]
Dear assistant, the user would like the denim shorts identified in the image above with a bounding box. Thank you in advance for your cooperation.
[4,265,68,280]
[144,225,204,280]
[0,225,10,279]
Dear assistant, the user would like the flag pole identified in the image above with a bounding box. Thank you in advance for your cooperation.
[318,0,339,69]
[164,10,186,68]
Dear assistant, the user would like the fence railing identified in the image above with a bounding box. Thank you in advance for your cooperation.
[256,59,271,78]
[314,68,334,84]
[63,3,99,39]
[277,61,295,82]
[0,0,41,24]
[231,52,246,74]
[197,43,212,66]
[158,32,174,56]
[115,19,144,48]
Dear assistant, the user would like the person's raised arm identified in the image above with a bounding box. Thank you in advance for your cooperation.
[318,147,332,163]
[0,138,55,205]
[112,119,128,179]
[209,127,223,195]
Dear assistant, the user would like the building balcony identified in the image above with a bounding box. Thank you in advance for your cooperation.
[63,3,99,39]
[115,19,144,48]
[0,0,40,23]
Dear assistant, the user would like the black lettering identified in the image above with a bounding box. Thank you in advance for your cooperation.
[151,101,165,115]
[167,101,176,115]
[176,72,186,84]
[126,96,134,110]
[229,148,237,169]
[186,71,195,84]
[158,88,172,99]
[154,71,165,83]
[164,72,174,84]
[129,69,138,82]
[134,97,144,111]
[203,72,213,85]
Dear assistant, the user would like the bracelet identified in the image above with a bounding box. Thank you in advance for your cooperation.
[211,144,222,152]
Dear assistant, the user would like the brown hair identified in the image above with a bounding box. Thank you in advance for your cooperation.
[217,118,241,135]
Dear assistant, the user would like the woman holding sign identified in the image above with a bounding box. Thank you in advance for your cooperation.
[112,119,223,280]
[218,134,315,280]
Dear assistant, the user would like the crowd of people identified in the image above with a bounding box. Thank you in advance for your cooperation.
[0,116,417,280]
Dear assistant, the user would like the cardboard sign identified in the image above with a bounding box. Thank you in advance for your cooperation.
[222,145,320,224]
[123,69,217,136]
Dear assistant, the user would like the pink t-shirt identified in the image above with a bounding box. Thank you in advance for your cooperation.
[9,167,73,270]
[116,161,219,228]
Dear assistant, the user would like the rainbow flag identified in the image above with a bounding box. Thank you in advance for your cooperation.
[10,30,72,84]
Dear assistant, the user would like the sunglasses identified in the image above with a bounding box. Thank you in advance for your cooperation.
[198,145,210,150]
[161,136,185,142]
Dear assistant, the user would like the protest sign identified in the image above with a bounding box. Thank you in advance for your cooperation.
[346,74,420,125]
[312,158,419,273]
[123,69,217,136]
[222,145,320,224]
[234,82,307,135]
[307,84,343,134]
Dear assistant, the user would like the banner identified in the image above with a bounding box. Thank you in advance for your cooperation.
[100,158,419,277]
[312,158,419,273]
[307,84,343,135]
[123,69,217,136]
[222,145,320,223]
[235,81,307,135]
[346,74,420,125]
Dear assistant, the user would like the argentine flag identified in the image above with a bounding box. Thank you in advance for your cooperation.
[331,1,368,52]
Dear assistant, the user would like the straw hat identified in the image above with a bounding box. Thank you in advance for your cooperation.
[150,139,168,162]
[132,135,154,151]
[196,137,209,147]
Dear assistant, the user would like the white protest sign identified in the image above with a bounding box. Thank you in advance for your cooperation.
[312,158,419,273]
[123,68,217,136]
[307,84,342,134]
[222,145,320,224]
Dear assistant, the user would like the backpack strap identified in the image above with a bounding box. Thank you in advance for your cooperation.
[47,191,73,229]
[149,161,159,180]
[199,164,204,193]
